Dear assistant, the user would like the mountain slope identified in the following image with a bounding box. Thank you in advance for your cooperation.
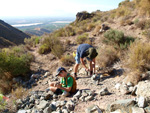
[0,19,31,48]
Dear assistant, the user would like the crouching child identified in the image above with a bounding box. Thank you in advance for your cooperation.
[49,67,77,97]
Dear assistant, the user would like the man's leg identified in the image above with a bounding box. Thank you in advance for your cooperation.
[74,63,79,79]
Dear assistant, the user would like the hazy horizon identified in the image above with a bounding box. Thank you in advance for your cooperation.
[0,0,124,20]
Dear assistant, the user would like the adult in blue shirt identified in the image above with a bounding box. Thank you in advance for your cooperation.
[74,43,98,79]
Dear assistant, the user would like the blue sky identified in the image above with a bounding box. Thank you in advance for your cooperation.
[0,0,124,18]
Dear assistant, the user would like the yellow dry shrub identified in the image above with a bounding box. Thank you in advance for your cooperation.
[125,40,150,72]
[86,23,95,31]
[11,86,29,100]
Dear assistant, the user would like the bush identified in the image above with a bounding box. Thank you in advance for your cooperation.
[104,29,134,50]
[125,41,150,72]
[76,33,89,44]
[0,45,33,94]
[39,36,64,58]
[60,54,74,66]
[97,46,119,68]
[38,44,51,54]
[24,36,42,47]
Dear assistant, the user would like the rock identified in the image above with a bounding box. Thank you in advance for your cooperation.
[16,99,22,106]
[17,110,28,113]
[110,109,122,113]
[66,100,75,111]
[120,85,130,94]
[49,103,57,111]
[138,96,146,108]
[136,81,150,97]
[44,72,50,77]
[115,83,121,90]
[62,109,69,113]
[43,107,52,113]
[128,86,134,93]
[132,107,145,113]
[131,85,137,95]
[144,106,150,113]
[36,100,49,110]
[106,99,136,113]
[85,105,102,113]
[31,74,40,79]
[99,87,110,96]
[85,95,94,101]
[75,11,94,22]
[127,82,133,87]
[73,90,82,99]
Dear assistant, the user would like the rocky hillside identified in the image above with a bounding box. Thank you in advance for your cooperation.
[1,0,150,113]
[0,19,30,48]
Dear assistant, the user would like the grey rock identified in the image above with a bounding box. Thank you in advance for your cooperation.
[136,81,150,97]
[66,100,75,111]
[132,107,145,113]
[99,87,110,96]
[115,83,121,90]
[62,109,69,113]
[36,100,49,110]
[138,96,146,108]
[85,105,102,113]
[106,99,136,113]
[43,107,52,113]
[85,95,94,101]
[144,106,150,113]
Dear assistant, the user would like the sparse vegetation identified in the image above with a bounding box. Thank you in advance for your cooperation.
[24,36,42,47]
[0,45,33,94]
[39,35,64,58]
[103,29,135,50]
[60,54,74,66]
[97,46,119,68]
[76,33,89,44]
[125,41,150,72]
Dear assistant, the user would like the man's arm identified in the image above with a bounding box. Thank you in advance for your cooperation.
[80,58,89,71]
[92,58,96,74]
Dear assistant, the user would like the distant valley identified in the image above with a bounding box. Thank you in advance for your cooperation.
[6,17,75,36]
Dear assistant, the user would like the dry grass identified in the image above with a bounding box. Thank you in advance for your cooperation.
[138,0,150,16]
[97,45,119,68]
[60,55,74,66]
[124,40,150,72]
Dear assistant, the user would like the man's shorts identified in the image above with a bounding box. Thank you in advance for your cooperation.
[54,89,63,95]
[75,52,91,64]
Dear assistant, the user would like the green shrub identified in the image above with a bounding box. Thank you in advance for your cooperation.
[104,29,134,50]
[24,36,42,47]
[39,36,64,58]
[0,45,33,94]
[76,33,89,44]
[38,44,50,54]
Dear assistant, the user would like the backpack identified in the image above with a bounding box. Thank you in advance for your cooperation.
[66,75,77,93]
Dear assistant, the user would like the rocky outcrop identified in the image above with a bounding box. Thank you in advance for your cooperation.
[75,11,94,22]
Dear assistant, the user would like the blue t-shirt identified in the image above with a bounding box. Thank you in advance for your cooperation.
[77,44,93,58]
